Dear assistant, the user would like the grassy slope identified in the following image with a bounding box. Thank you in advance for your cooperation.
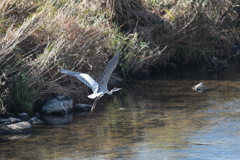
[0,0,239,114]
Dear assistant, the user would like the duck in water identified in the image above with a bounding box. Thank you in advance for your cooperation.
[192,82,208,92]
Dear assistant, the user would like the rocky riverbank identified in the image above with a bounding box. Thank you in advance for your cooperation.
[0,95,93,137]
[0,113,42,136]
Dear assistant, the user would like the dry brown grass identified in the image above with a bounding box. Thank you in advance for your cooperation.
[105,0,240,75]
[0,0,116,114]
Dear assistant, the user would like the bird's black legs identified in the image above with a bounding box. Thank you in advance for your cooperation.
[91,97,100,112]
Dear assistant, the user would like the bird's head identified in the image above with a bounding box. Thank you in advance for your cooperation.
[108,87,121,94]
[113,87,121,92]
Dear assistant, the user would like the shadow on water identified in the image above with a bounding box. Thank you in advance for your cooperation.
[1,69,240,159]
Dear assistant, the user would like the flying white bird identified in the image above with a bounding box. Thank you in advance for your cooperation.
[61,52,121,112]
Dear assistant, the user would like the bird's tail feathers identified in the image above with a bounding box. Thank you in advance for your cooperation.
[88,92,103,99]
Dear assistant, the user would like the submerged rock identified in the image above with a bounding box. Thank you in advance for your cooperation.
[41,95,73,114]
[0,121,31,135]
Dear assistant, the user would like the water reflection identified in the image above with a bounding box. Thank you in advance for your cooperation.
[1,77,240,159]
[41,113,73,125]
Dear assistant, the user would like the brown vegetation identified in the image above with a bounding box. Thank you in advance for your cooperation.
[106,0,240,74]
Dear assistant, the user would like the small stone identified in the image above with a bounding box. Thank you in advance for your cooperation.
[18,112,29,121]
[29,117,42,125]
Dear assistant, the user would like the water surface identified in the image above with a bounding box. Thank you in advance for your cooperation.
[1,71,240,160]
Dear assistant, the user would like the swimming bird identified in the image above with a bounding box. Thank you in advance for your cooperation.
[192,82,208,92]
[60,52,121,112]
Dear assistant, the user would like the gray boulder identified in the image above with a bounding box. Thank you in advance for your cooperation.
[18,112,29,121]
[41,95,73,114]
[0,121,31,135]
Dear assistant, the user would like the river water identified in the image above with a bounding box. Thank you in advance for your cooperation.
[1,70,240,159]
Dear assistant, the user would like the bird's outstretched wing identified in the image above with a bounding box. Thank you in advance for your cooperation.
[60,69,99,93]
[98,52,120,92]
